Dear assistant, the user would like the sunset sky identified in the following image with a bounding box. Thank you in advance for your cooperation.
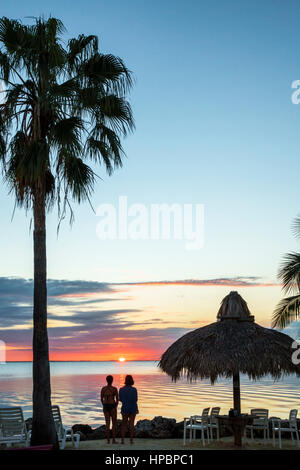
[1,0,300,361]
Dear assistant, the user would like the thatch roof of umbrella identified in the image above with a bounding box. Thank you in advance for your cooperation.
[159,291,300,384]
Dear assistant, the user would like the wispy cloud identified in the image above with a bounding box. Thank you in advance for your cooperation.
[114,276,278,287]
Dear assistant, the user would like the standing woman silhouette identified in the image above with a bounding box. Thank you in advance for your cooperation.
[119,375,138,444]
[100,375,119,444]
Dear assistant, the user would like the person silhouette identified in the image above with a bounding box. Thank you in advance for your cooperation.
[100,375,119,444]
[119,375,138,444]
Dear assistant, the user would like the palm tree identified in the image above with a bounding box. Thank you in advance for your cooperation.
[272,216,300,329]
[0,16,134,447]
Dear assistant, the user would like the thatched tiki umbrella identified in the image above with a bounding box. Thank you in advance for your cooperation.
[159,291,300,443]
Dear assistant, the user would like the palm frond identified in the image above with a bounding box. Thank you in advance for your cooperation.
[85,137,113,175]
[49,78,77,101]
[67,34,98,71]
[0,51,11,81]
[6,132,51,206]
[272,294,300,328]
[0,131,6,167]
[0,17,25,55]
[57,152,95,203]
[278,252,300,293]
[292,215,300,239]
[100,54,133,95]
[45,17,66,42]
[78,53,133,95]
[75,86,101,111]
[86,124,124,170]
[49,116,84,155]
[99,95,134,135]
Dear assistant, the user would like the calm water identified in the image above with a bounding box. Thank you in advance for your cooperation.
[0,361,300,426]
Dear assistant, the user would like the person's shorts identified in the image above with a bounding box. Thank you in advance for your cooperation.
[121,409,139,415]
[103,403,117,412]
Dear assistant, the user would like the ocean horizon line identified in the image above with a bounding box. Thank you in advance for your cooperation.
[2,359,160,363]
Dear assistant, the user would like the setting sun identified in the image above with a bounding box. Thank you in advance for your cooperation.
[118,357,126,362]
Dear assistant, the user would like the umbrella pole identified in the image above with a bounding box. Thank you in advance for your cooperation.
[233,372,241,414]
[232,372,243,446]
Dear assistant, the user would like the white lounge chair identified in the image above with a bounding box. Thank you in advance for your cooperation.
[0,407,31,448]
[245,408,269,443]
[51,405,80,449]
[208,407,220,440]
[183,407,210,446]
[271,409,299,449]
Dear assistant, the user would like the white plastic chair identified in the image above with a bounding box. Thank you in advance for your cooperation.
[208,407,220,440]
[51,405,80,449]
[271,410,299,449]
[0,407,31,448]
[245,408,269,443]
[183,407,210,446]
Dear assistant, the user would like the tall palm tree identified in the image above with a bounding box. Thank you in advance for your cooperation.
[272,216,300,329]
[0,16,134,447]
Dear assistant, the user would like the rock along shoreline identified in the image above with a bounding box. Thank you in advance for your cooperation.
[25,415,300,441]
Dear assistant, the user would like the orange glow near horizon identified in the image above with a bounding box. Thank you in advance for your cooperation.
[5,346,161,362]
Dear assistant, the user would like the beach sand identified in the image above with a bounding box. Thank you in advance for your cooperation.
[64,437,300,450]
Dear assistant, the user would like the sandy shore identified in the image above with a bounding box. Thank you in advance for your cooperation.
[64,436,300,450]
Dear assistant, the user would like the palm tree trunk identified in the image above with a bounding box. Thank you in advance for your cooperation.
[30,189,58,448]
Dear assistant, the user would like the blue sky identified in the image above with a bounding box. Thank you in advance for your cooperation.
[1,1,300,359]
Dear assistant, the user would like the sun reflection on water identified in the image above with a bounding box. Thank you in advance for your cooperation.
[1,361,300,426]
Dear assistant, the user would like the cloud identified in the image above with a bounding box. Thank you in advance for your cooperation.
[0,277,188,359]
[0,275,278,360]
[114,276,278,287]
[0,277,119,331]
[0,277,113,299]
